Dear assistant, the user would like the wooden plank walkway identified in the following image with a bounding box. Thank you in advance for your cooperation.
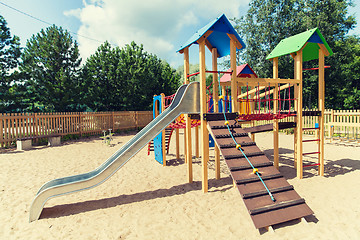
[206,114,313,229]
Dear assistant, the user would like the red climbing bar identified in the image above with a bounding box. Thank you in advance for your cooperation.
[303,66,330,71]
[303,163,320,168]
[302,151,320,156]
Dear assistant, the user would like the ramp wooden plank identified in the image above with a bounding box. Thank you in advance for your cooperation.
[207,118,314,229]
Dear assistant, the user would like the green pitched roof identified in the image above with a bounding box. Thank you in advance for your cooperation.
[266,28,333,62]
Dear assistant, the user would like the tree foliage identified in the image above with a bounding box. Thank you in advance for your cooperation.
[0,15,22,112]
[232,0,358,109]
[20,25,82,112]
[83,41,181,111]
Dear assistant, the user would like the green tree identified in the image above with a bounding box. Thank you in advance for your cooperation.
[0,15,22,112]
[20,25,82,112]
[83,41,180,111]
[232,0,357,109]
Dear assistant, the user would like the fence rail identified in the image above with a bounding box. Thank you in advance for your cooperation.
[0,111,153,147]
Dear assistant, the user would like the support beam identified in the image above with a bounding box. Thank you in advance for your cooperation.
[199,40,209,192]
[161,93,166,166]
[212,48,221,180]
[230,39,238,112]
[195,126,199,158]
[318,49,325,176]
[273,58,279,170]
[183,47,192,182]
[175,128,180,160]
[295,51,303,179]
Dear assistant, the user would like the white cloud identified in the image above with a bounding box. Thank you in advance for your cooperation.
[68,0,250,66]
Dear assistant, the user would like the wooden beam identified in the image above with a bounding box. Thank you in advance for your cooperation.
[212,48,221,180]
[295,50,303,179]
[238,86,266,99]
[227,33,243,50]
[196,30,213,44]
[184,47,192,182]
[318,43,330,57]
[175,128,180,160]
[318,49,325,176]
[161,93,166,166]
[273,58,279,170]
[199,40,209,192]
[205,38,213,52]
[230,38,238,112]
[237,77,301,85]
[252,84,292,99]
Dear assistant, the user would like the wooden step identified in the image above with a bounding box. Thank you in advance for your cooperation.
[230,162,273,172]
[242,185,294,199]
[250,198,306,215]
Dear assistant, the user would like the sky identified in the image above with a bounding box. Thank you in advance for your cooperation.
[1,0,360,68]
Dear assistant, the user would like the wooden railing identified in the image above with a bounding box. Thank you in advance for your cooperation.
[250,109,360,141]
[0,111,153,147]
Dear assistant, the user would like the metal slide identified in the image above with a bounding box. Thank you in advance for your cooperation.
[29,82,200,222]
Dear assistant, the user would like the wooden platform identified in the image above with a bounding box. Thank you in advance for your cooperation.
[206,114,313,229]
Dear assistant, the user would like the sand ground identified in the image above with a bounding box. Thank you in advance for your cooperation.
[1,130,359,240]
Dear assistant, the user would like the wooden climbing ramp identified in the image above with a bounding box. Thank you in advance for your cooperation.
[205,113,313,229]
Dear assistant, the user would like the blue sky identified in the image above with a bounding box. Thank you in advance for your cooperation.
[1,0,359,68]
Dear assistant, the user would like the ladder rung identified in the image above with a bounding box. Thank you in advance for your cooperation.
[302,151,320,156]
[249,198,305,215]
[230,162,273,171]
[219,142,256,148]
[304,163,320,168]
[225,151,265,160]
[302,139,320,142]
[236,173,282,185]
[215,132,248,138]
[243,185,294,199]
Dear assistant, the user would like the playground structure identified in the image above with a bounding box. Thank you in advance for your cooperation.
[29,14,333,229]
[174,14,332,228]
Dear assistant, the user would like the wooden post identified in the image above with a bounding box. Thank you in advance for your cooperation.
[176,128,180,159]
[199,40,209,192]
[184,47,192,182]
[230,39,238,112]
[318,49,325,176]
[161,93,166,166]
[295,51,303,179]
[212,48,221,179]
[273,57,279,170]
[195,126,199,158]
[293,63,298,168]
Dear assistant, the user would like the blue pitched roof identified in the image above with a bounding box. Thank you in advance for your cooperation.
[177,14,245,58]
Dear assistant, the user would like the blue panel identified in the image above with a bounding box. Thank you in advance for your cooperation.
[154,132,163,164]
[307,31,323,44]
[241,65,254,74]
[209,134,215,147]
[153,94,163,164]
[177,14,245,58]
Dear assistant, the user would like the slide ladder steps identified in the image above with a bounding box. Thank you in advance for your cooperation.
[207,118,313,229]
[148,128,173,155]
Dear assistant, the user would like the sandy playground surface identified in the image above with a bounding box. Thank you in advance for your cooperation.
[1,129,360,239]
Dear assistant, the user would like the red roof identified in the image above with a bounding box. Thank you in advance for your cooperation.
[220,64,258,82]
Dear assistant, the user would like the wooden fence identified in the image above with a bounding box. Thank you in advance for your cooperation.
[0,111,153,147]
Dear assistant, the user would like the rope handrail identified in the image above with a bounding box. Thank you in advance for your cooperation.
[217,71,276,202]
